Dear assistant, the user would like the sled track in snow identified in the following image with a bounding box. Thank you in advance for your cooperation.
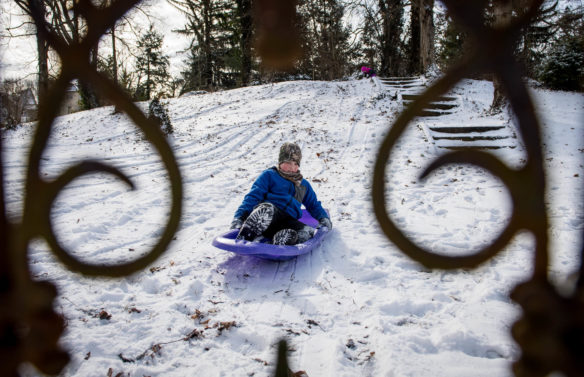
[335,94,380,174]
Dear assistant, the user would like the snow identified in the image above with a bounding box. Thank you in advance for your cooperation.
[2,77,583,377]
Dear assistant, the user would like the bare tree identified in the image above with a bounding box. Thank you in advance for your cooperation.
[490,0,513,113]
[297,0,351,80]
[379,0,404,76]
[409,0,421,74]
[0,79,35,129]
[12,0,101,108]
[100,0,154,89]
[420,0,434,72]
[13,0,50,102]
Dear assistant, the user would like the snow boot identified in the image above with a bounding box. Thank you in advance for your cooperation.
[237,202,275,241]
[273,229,298,245]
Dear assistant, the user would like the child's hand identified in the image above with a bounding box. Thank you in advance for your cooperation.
[318,217,332,230]
[230,218,243,230]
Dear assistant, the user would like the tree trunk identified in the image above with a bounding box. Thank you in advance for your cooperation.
[379,0,403,76]
[409,0,421,75]
[147,59,151,100]
[32,0,49,103]
[112,27,118,86]
[37,30,49,102]
[203,0,213,89]
[238,0,253,86]
[490,0,512,113]
[420,0,434,73]
[79,46,100,109]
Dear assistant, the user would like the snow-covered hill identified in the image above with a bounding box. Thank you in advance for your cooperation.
[2,78,583,377]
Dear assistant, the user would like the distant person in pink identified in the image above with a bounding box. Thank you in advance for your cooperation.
[361,66,376,78]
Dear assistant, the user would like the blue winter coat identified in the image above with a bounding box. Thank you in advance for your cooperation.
[234,167,329,222]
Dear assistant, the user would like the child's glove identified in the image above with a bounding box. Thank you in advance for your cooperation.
[230,218,243,230]
[318,217,332,230]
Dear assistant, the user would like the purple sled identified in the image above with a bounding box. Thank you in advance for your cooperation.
[212,209,330,261]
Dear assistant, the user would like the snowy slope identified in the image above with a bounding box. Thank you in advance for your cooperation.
[2,78,583,377]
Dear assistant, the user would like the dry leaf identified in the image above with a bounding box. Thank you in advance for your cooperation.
[184,329,203,340]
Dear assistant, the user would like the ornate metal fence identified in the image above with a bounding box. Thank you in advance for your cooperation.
[0,0,581,376]
[371,1,584,376]
[0,0,183,375]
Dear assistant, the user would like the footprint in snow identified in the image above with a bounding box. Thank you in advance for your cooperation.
[379,299,441,317]
[117,214,133,226]
[195,215,210,224]
[569,217,584,229]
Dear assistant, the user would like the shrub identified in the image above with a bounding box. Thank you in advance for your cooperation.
[537,38,584,91]
[148,98,173,135]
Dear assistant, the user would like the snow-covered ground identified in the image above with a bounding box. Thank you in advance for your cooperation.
[2,78,583,377]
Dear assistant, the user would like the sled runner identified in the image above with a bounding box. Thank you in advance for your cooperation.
[212,210,330,261]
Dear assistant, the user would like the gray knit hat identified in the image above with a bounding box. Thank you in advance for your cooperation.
[278,142,302,166]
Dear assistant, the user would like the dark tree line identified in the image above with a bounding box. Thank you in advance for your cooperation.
[5,0,582,118]
[347,0,436,77]
[170,0,437,91]
[168,0,583,93]
[435,0,583,104]
[169,0,354,92]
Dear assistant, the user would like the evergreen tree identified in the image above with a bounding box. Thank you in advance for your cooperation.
[359,5,381,71]
[538,38,584,91]
[135,25,170,100]
[436,13,467,70]
[315,0,351,79]
[236,0,253,86]
[515,0,559,78]
[172,0,241,91]
[537,5,584,91]
[148,98,174,135]
[295,0,317,79]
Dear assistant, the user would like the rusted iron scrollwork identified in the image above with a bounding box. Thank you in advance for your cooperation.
[372,0,584,376]
[0,0,183,375]
[254,0,302,70]
[1,0,582,375]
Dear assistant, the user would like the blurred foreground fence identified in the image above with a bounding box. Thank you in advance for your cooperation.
[0,0,582,376]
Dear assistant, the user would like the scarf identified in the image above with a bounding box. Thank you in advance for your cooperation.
[277,166,306,203]
[276,166,303,187]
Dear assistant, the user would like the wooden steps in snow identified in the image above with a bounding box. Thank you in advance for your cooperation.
[376,75,519,150]
[378,77,426,90]
[420,121,518,150]
[402,93,459,117]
